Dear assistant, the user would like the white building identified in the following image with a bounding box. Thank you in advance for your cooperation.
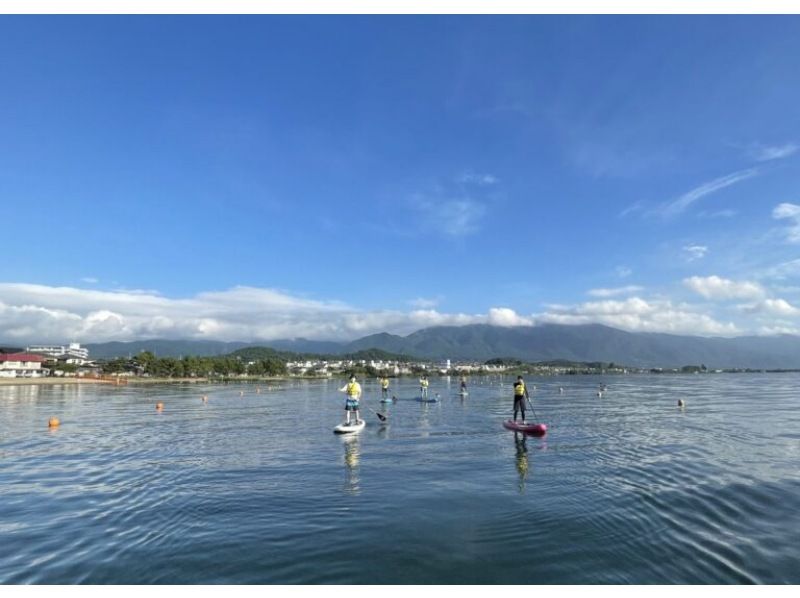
[0,353,48,378]
[26,343,89,361]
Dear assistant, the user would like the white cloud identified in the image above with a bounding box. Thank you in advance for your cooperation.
[683,275,765,301]
[750,143,798,162]
[536,296,738,336]
[487,307,533,327]
[81,277,99,284]
[616,266,632,278]
[682,244,708,262]
[659,168,758,218]
[0,283,498,344]
[588,285,644,298]
[773,202,800,243]
[758,325,800,335]
[742,298,800,317]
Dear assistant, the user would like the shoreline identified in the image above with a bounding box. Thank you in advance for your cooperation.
[0,376,297,387]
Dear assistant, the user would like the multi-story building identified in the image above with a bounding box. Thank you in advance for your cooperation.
[0,353,48,378]
[26,342,89,361]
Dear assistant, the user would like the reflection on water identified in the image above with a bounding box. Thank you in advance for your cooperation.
[514,433,529,492]
[341,435,360,495]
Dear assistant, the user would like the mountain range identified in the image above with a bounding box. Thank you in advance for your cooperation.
[78,324,800,369]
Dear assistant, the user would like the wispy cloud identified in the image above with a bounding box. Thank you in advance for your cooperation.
[749,142,798,162]
[81,277,99,284]
[773,202,800,243]
[410,194,487,237]
[684,275,765,300]
[697,209,738,219]
[456,171,498,185]
[763,258,800,281]
[618,201,645,218]
[588,285,644,298]
[408,296,442,309]
[659,168,758,218]
[682,244,708,262]
[616,266,632,279]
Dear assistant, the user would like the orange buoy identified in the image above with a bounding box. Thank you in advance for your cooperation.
[48,417,60,428]
[156,402,164,411]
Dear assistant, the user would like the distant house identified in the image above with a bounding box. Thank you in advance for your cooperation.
[0,353,48,378]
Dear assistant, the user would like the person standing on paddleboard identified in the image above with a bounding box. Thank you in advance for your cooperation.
[380,376,390,400]
[513,375,530,423]
[339,374,362,425]
[419,374,429,399]
[460,376,467,393]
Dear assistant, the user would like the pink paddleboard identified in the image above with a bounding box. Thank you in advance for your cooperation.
[503,420,547,436]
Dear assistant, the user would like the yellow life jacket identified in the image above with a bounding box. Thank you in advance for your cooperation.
[420,379,429,388]
[514,381,526,396]
[381,378,389,389]
[346,382,361,397]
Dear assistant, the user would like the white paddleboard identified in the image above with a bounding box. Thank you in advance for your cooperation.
[334,420,366,434]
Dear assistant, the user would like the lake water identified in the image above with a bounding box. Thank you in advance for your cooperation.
[1,374,799,584]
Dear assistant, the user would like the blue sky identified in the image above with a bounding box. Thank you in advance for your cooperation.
[2,15,800,343]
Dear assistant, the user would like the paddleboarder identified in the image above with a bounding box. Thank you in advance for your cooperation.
[380,376,390,399]
[460,376,467,393]
[513,375,530,423]
[419,375,430,399]
[339,374,363,426]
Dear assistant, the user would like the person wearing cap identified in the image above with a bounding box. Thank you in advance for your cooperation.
[513,375,530,423]
[339,374,362,425]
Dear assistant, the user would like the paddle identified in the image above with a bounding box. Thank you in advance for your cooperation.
[525,395,540,423]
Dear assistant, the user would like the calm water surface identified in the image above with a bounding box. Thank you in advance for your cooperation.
[1,374,799,584]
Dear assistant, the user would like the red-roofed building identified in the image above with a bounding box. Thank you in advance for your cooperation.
[0,353,49,378]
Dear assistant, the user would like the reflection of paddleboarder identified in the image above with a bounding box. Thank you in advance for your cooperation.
[342,435,360,494]
[514,433,529,492]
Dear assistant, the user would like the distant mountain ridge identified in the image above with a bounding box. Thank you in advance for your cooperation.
[79,324,800,368]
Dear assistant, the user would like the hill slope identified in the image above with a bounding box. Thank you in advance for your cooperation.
[80,324,800,368]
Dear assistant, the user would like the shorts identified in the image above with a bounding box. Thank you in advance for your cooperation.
[513,396,526,409]
[345,398,360,411]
